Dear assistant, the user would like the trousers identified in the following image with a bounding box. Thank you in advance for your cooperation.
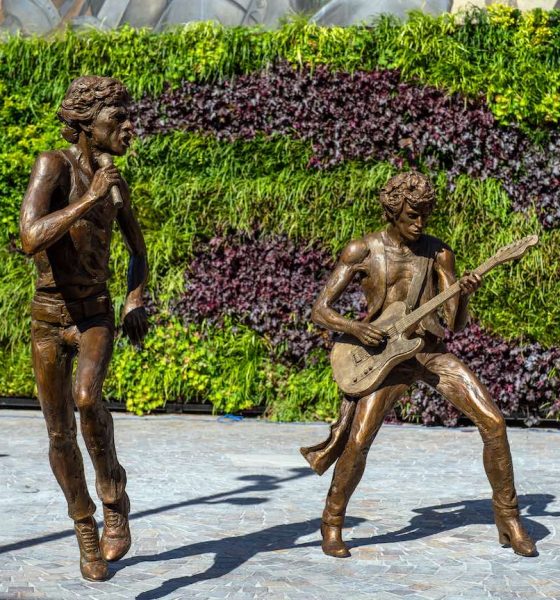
[319,341,518,527]
[30,291,126,520]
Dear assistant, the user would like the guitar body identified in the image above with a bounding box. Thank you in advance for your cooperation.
[330,302,425,398]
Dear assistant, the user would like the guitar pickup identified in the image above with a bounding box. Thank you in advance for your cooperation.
[352,349,368,365]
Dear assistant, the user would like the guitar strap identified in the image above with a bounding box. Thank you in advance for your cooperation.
[364,234,387,323]
[405,236,433,313]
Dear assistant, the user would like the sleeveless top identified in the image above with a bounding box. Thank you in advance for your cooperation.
[34,148,118,293]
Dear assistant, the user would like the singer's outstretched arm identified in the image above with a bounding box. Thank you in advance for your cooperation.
[20,152,119,255]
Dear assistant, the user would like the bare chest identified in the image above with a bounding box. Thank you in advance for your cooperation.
[384,248,419,303]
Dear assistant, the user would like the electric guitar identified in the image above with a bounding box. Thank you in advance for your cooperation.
[330,235,539,397]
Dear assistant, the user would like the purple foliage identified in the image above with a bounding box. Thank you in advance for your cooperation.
[406,322,560,426]
[131,63,560,228]
[406,386,463,428]
[172,230,364,364]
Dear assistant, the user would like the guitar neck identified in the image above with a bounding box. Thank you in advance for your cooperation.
[395,256,497,335]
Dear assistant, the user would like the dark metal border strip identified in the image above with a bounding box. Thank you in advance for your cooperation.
[1,396,558,427]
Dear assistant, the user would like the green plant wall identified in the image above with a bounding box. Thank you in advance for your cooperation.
[1,7,558,421]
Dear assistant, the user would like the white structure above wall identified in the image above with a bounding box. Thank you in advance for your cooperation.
[1,0,558,34]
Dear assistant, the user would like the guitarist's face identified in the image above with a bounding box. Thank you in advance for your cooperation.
[394,201,431,242]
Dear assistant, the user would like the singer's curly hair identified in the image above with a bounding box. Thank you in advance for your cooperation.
[57,76,130,143]
[379,171,436,223]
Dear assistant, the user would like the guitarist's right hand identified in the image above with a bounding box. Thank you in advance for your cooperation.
[350,322,386,346]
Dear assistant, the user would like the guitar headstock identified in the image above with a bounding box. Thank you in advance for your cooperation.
[490,235,539,267]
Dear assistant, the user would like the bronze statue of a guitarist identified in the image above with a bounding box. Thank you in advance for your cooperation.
[301,171,537,558]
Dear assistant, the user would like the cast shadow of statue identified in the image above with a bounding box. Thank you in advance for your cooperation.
[126,493,557,600]
[0,467,313,555]
[119,516,366,600]
[347,493,555,551]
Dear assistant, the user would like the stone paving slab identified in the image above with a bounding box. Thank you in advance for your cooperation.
[0,410,559,600]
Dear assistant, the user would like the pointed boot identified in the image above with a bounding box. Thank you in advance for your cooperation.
[495,508,537,557]
[321,522,351,558]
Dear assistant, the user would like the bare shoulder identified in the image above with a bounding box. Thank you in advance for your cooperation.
[429,235,455,270]
[340,237,370,266]
[35,150,67,170]
[31,150,68,182]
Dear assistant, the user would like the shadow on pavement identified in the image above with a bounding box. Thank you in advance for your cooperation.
[122,517,364,600]
[126,494,557,600]
[347,493,555,549]
[0,467,313,554]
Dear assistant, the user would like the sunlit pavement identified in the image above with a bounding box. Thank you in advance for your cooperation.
[1,410,559,600]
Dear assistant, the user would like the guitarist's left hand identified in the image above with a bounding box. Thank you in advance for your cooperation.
[459,272,482,296]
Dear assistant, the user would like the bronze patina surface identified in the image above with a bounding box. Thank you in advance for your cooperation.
[301,171,537,559]
[19,76,149,581]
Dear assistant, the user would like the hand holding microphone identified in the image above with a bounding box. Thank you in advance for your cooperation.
[97,153,123,208]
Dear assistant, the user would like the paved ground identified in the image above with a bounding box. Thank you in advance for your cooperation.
[0,410,559,600]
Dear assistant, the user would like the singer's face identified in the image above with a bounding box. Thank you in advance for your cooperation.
[89,103,133,156]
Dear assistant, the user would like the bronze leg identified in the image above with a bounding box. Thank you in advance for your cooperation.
[31,320,95,521]
[323,381,409,529]
[422,352,536,556]
[72,318,126,505]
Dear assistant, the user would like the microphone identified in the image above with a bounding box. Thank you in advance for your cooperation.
[98,153,123,208]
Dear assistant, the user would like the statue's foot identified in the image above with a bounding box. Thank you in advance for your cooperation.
[495,511,537,557]
[321,522,351,558]
[74,517,109,581]
[100,493,131,561]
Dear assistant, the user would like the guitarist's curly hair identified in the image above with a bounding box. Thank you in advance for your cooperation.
[379,171,435,223]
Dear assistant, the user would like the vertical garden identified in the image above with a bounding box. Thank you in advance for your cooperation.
[0,7,559,423]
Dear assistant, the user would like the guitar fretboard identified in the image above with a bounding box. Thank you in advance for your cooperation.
[393,255,500,335]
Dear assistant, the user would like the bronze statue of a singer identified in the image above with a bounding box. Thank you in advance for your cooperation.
[20,76,149,580]
[301,171,537,559]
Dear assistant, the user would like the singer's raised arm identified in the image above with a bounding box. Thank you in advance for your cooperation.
[20,151,118,255]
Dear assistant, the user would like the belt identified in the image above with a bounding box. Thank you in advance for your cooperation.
[31,293,112,326]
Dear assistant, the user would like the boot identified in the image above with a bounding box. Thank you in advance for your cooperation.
[100,492,131,561]
[494,507,537,557]
[321,522,350,558]
[74,517,109,581]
